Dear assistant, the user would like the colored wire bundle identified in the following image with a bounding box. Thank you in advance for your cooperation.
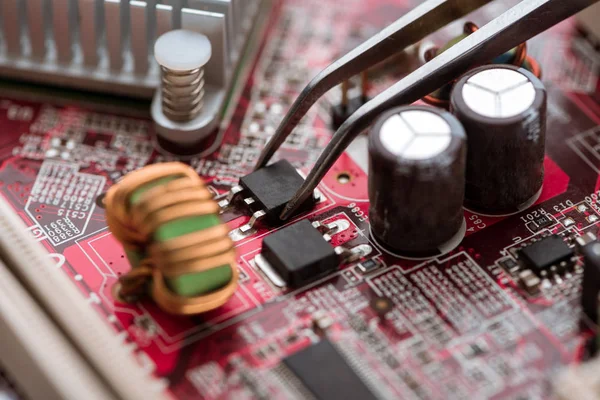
[422,22,542,109]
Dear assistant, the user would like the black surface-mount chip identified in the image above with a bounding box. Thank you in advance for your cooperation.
[527,213,554,232]
[261,219,339,287]
[499,257,519,274]
[518,235,574,274]
[533,214,553,230]
[356,258,381,274]
[282,338,378,400]
[239,159,317,224]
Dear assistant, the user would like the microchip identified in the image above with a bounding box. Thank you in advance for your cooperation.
[239,159,316,223]
[282,339,377,400]
[261,220,338,287]
[517,235,573,274]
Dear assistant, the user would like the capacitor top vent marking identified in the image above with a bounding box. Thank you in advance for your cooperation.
[450,65,547,215]
[369,106,467,258]
[154,30,212,122]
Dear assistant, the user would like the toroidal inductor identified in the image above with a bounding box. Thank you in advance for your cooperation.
[104,162,238,315]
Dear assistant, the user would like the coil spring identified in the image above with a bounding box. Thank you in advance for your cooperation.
[160,66,205,122]
[105,162,238,315]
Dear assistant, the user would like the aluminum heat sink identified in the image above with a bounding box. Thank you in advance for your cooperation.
[0,0,264,98]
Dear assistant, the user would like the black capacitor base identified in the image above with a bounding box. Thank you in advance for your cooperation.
[370,218,466,260]
[463,185,543,217]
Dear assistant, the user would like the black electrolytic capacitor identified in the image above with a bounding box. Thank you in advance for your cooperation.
[369,105,467,257]
[450,65,547,215]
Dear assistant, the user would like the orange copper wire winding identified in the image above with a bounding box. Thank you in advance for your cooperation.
[111,162,200,222]
[421,93,449,108]
[526,54,542,79]
[131,187,213,227]
[105,162,201,246]
[138,201,221,238]
[113,262,153,300]
[161,252,238,278]
[464,22,528,69]
[151,267,239,315]
[151,236,234,265]
[149,224,232,255]
[104,162,238,315]
[422,22,540,108]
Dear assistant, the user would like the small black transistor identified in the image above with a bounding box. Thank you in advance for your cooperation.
[239,159,316,223]
[261,220,339,287]
[518,235,573,274]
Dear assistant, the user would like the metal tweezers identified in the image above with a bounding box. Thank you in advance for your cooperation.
[253,0,599,221]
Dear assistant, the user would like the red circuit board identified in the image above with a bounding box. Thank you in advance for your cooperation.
[1,0,600,398]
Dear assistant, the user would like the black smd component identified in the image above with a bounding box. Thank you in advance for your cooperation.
[239,159,316,223]
[517,235,573,274]
[532,214,553,231]
[282,338,377,400]
[261,220,338,287]
[357,258,381,274]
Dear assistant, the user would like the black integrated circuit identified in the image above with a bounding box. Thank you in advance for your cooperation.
[517,235,574,275]
[261,219,339,287]
[282,338,377,400]
[239,159,317,224]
